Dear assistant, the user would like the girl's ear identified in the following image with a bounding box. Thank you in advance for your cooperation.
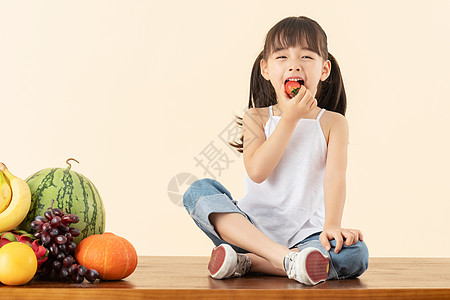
[260,58,270,81]
[320,60,332,81]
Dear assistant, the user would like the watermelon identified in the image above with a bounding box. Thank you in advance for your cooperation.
[17,158,106,244]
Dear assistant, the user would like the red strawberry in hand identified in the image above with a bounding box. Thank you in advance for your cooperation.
[285,80,302,98]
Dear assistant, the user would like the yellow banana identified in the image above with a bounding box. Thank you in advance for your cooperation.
[0,171,12,213]
[0,163,31,232]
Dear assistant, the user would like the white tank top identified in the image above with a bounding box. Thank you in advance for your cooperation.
[237,105,328,248]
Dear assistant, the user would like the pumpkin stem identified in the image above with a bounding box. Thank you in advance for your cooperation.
[66,158,80,170]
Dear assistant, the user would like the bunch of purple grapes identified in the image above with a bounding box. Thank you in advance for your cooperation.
[30,200,99,283]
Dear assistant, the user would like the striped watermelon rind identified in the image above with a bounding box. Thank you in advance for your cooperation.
[17,164,106,244]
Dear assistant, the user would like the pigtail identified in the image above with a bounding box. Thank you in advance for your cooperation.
[228,51,278,153]
[316,52,347,116]
[249,51,278,109]
[228,115,244,153]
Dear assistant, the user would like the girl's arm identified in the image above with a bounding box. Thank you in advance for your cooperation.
[320,113,363,253]
[242,108,297,183]
[244,83,318,183]
[323,113,349,228]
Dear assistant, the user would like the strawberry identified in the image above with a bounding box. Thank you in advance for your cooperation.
[285,80,302,98]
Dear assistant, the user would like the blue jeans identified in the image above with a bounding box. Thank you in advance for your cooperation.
[183,178,369,280]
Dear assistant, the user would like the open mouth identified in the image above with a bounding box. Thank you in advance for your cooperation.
[284,78,304,85]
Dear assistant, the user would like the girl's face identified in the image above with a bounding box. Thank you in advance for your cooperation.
[260,44,331,100]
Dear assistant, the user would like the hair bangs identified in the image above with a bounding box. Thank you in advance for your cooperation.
[264,17,325,60]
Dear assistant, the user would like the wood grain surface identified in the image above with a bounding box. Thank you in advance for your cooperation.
[0,257,449,299]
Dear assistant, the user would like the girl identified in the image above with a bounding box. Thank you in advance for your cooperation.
[183,16,368,285]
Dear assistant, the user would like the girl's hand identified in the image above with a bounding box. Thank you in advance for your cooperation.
[278,82,318,123]
[319,227,364,254]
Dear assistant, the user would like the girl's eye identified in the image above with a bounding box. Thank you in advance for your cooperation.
[276,56,312,59]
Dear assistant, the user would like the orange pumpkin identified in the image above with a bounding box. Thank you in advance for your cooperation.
[75,232,137,280]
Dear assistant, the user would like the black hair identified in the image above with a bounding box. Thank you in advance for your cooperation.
[229,16,346,153]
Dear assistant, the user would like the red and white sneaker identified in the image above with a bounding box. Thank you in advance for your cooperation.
[208,244,252,279]
[284,247,329,285]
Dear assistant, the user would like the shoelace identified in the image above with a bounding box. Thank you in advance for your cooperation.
[285,252,298,280]
[232,254,252,277]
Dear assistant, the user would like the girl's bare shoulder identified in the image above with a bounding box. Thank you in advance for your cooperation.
[320,109,347,145]
[322,109,347,125]
[244,107,271,128]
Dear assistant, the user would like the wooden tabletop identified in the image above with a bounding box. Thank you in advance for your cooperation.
[1,256,449,299]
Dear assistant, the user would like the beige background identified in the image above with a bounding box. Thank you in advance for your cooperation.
[1,0,449,257]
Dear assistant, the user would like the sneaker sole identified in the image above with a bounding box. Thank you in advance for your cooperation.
[304,249,329,284]
[208,244,237,279]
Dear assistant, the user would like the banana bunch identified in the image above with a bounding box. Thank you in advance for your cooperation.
[0,163,31,232]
